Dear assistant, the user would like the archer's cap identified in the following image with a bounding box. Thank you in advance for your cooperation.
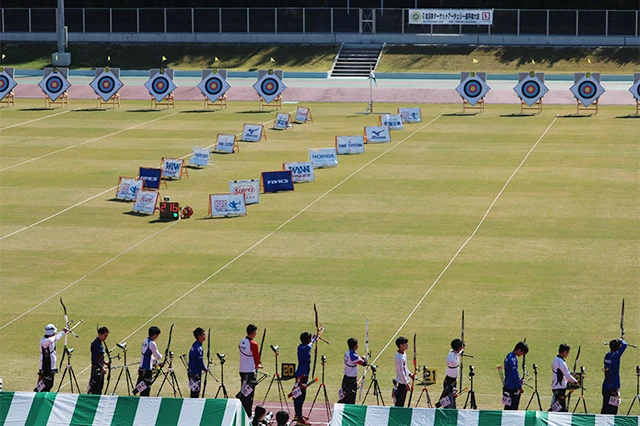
[44,324,57,336]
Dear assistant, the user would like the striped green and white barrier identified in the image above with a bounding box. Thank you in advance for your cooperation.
[330,404,640,426]
[0,392,249,426]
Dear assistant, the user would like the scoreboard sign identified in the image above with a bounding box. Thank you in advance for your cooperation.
[159,201,180,220]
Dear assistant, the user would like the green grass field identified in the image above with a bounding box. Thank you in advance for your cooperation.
[0,100,638,413]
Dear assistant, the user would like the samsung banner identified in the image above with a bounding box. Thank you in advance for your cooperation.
[241,124,265,142]
[335,136,365,155]
[214,134,238,153]
[116,177,143,201]
[309,148,338,168]
[229,179,260,205]
[380,114,404,130]
[138,167,163,190]
[132,190,159,214]
[365,126,391,143]
[261,170,294,193]
[398,107,422,123]
[283,161,315,183]
[408,9,493,25]
[208,193,247,218]
[162,158,184,179]
[189,147,211,168]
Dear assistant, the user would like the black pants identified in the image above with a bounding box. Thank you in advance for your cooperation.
[87,368,104,395]
[188,373,202,399]
[438,376,457,409]
[34,372,55,392]
[238,372,257,417]
[338,375,358,404]
[395,383,409,407]
[502,387,521,410]
[293,375,308,419]
[601,388,620,415]
[135,368,153,397]
[551,389,568,412]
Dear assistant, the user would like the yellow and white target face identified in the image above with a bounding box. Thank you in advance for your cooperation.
[144,72,177,103]
[197,72,231,103]
[570,76,606,107]
[513,75,549,107]
[456,74,491,106]
[90,69,124,102]
[39,71,71,102]
[0,70,18,102]
[253,73,286,104]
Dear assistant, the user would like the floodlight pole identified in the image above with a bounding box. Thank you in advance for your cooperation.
[53,0,71,66]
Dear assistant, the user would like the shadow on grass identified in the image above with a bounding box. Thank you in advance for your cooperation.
[19,108,56,111]
[149,218,179,224]
[122,211,151,217]
[499,113,537,117]
[615,114,640,119]
[559,114,593,118]
[126,109,162,113]
[442,112,479,116]
[237,110,271,114]
[107,198,133,203]
[74,108,109,112]
[186,165,205,170]
[181,110,218,114]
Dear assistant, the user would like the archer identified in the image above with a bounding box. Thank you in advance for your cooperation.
[188,327,209,398]
[134,326,163,396]
[88,326,110,394]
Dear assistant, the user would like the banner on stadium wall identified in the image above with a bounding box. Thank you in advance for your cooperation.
[283,161,315,183]
[330,404,639,426]
[214,134,239,154]
[229,179,260,205]
[294,107,313,123]
[398,107,422,123]
[379,114,404,130]
[116,177,143,201]
[189,147,212,168]
[0,392,250,426]
[309,148,338,168]
[335,136,365,155]
[241,124,266,142]
[273,112,291,130]
[161,157,186,180]
[364,126,391,143]
[261,170,294,193]
[408,9,493,25]
[208,193,247,218]
[132,190,159,215]
[138,167,163,190]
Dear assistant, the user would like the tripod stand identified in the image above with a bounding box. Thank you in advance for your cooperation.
[415,367,433,408]
[362,366,384,406]
[464,366,477,409]
[110,344,136,396]
[572,367,588,413]
[308,356,331,422]
[627,365,640,415]
[262,347,290,412]
[215,354,229,399]
[526,364,543,410]
[156,351,182,397]
[57,346,81,393]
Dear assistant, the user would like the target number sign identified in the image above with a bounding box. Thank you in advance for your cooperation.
[144,72,177,103]
[455,75,491,106]
[514,76,549,107]
[253,73,287,104]
[39,71,71,102]
[570,76,605,107]
[197,73,231,103]
[0,70,18,102]
[159,202,180,221]
[90,69,124,102]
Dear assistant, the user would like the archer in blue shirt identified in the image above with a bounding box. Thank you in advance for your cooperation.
[188,327,208,398]
[601,338,627,415]
[502,341,528,410]
[293,332,313,425]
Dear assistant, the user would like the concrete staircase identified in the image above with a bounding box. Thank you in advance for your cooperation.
[330,44,384,78]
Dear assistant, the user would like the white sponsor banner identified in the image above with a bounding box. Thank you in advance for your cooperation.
[229,179,260,205]
[335,136,365,155]
[380,114,404,130]
[408,9,493,25]
[209,193,247,218]
[273,113,291,130]
[241,124,264,142]
[365,126,391,143]
[116,177,143,201]
[398,107,422,123]
[161,158,184,179]
[189,147,211,167]
[294,107,311,123]
[309,148,338,169]
[133,190,159,214]
[214,134,237,153]
[283,161,315,183]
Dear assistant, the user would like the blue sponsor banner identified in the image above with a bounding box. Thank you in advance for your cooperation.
[139,167,162,190]
[261,170,294,193]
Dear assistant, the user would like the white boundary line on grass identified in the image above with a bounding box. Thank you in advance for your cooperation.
[0,112,180,172]
[0,108,76,131]
[369,115,559,366]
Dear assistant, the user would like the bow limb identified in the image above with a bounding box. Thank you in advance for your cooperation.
[60,297,69,346]
[202,327,212,397]
[312,304,319,379]
[460,310,465,391]
[620,299,625,339]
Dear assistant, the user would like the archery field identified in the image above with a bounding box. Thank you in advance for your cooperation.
[0,99,638,413]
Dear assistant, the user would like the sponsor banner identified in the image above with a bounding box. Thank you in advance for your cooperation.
[116,177,143,201]
[261,170,294,193]
[294,107,312,123]
[273,112,291,130]
[138,167,163,190]
[208,193,247,218]
[133,189,159,215]
[189,146,211,167]
[309,148,338,168]
[364,126,391,143]
[283,161,315,183]
[161,157,184,179]
[335,136,365,155]
[229,179,260,205]
[214,134,238,153]
[408,9,493,25]
[241,123,265,142]
[398,107,422,123]
[379,114,404,130]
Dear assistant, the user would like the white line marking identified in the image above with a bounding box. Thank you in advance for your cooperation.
[369,115,559,365]
[0,112,179,172]
[0,108,76,131]
[0,220,179,330]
